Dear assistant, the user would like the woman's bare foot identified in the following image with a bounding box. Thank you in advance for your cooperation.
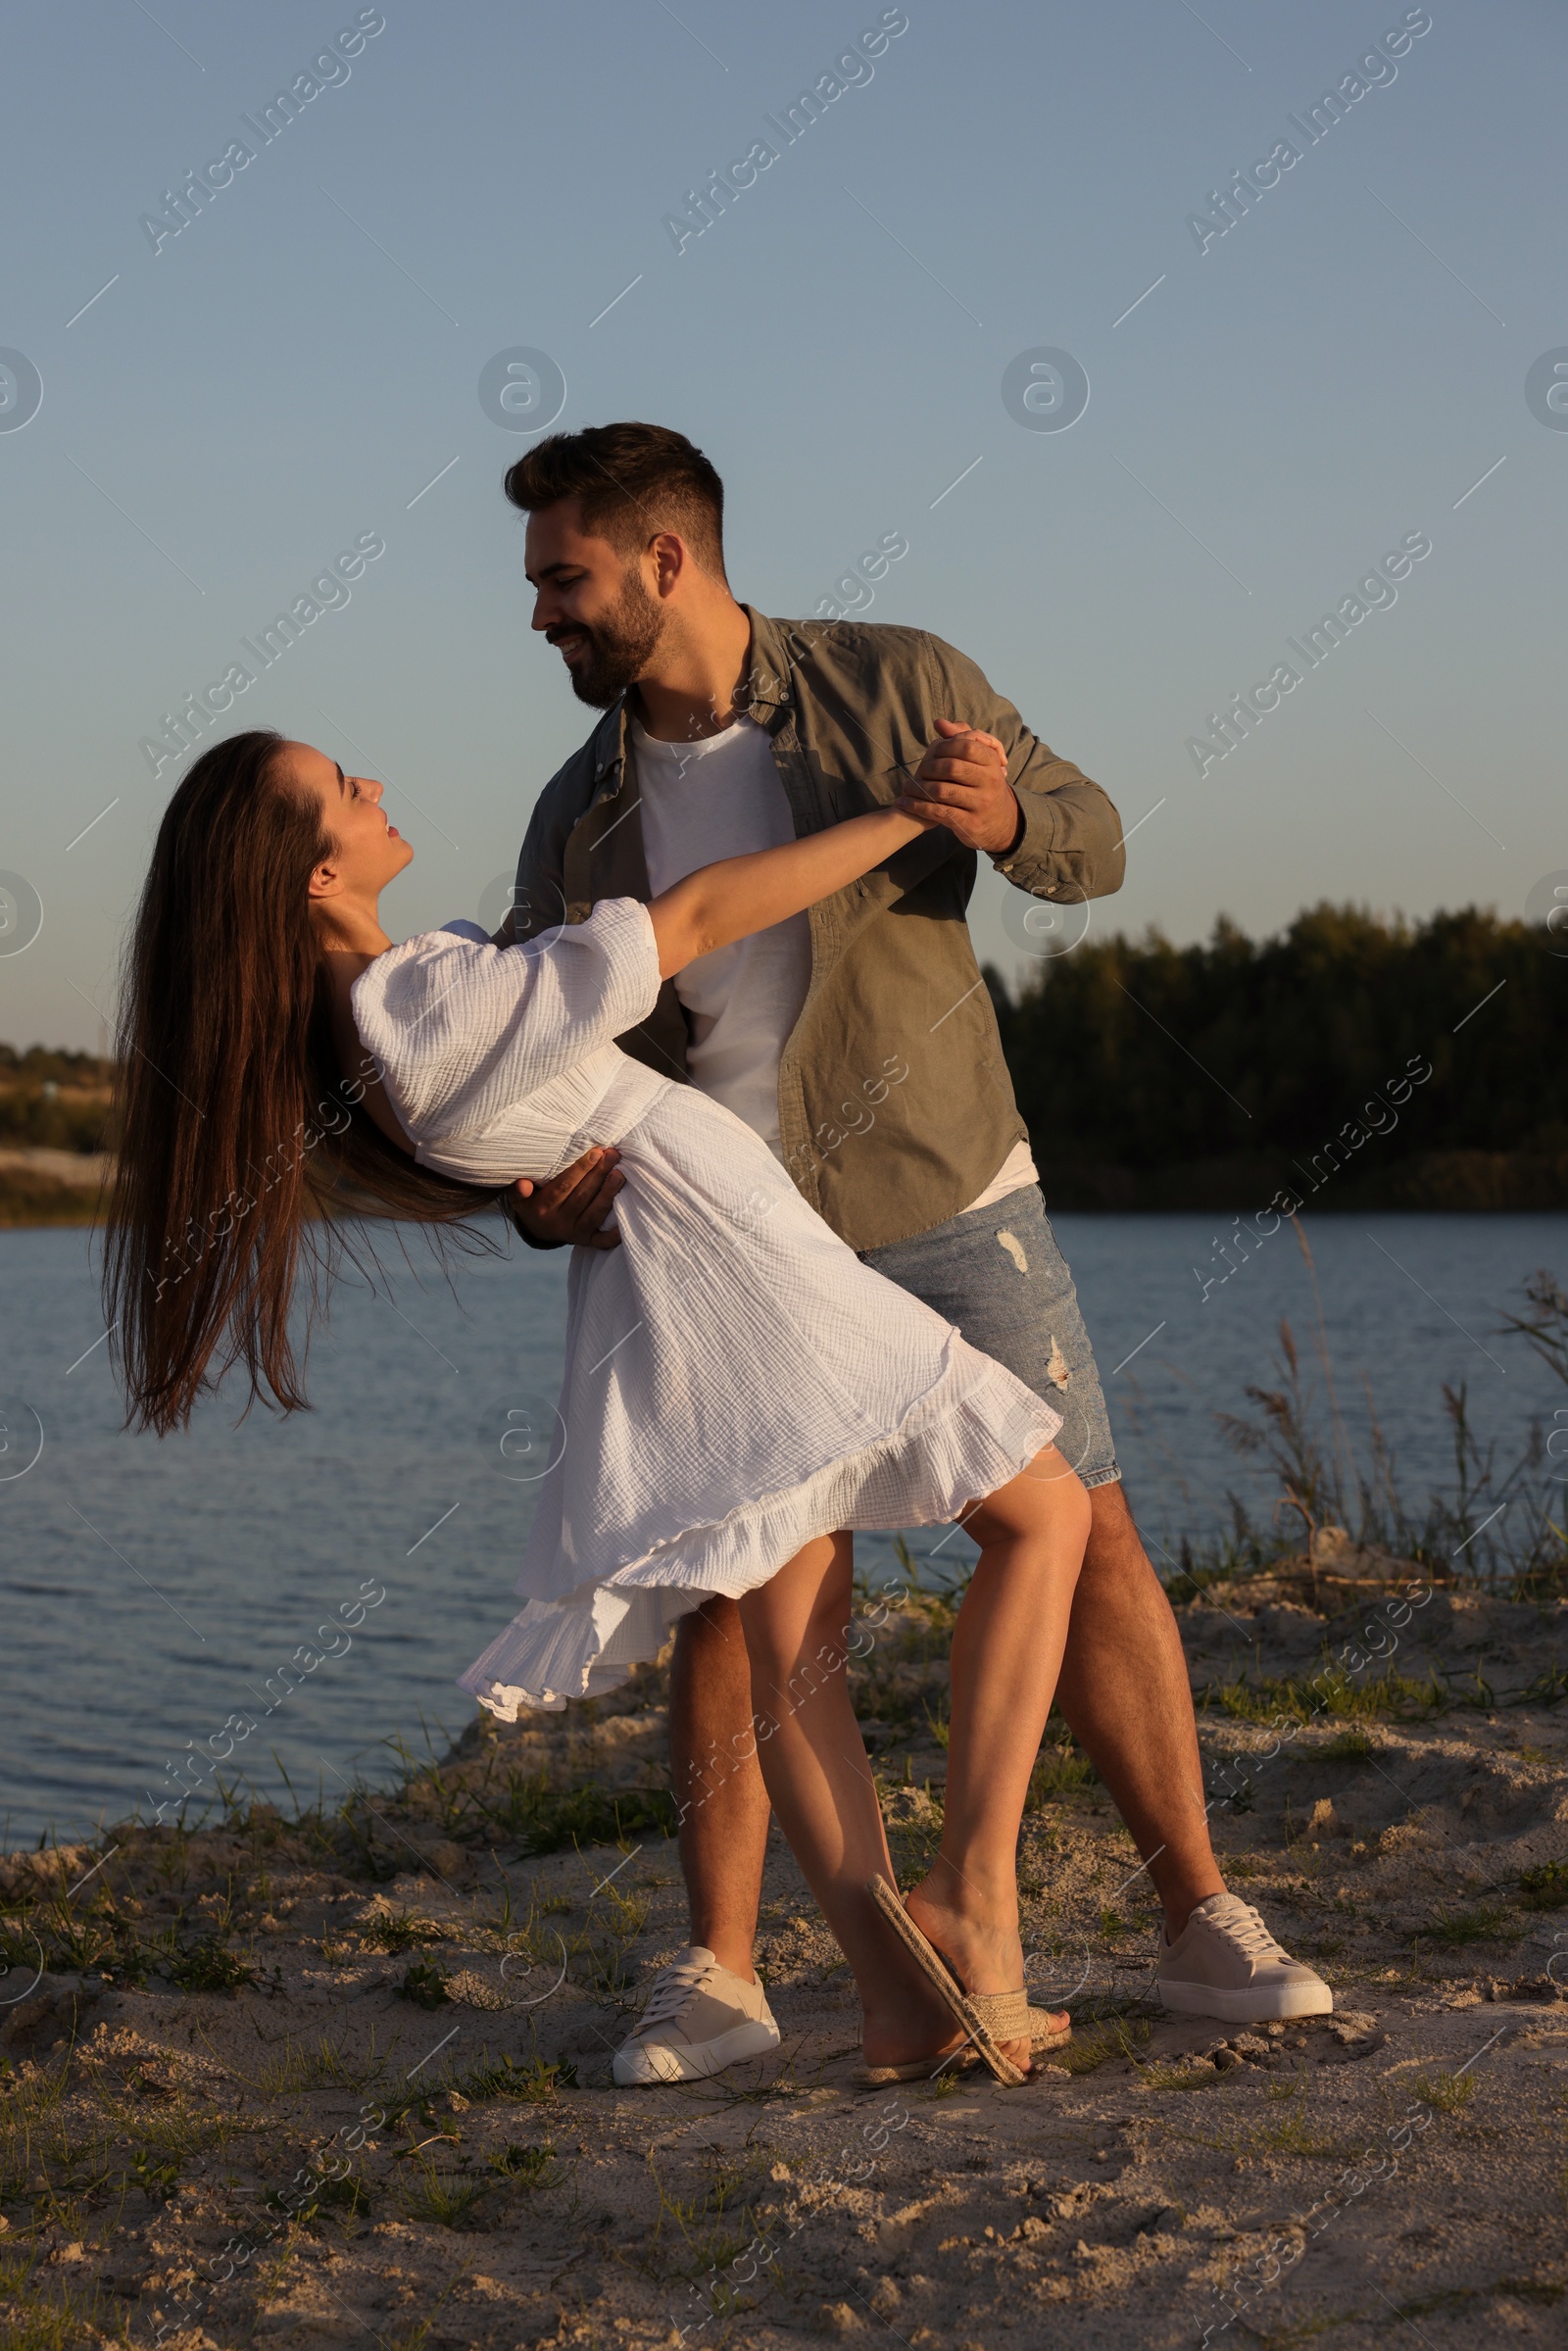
[859,1950,968,2072]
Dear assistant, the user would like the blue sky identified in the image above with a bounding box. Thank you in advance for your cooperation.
[2,0,1562,1049]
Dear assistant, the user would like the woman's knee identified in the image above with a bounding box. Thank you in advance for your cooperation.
[967,1449,1092,1554]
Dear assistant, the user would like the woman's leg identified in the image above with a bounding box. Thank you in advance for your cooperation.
[737,1533,960,2069]
[905,1445,1092,2071]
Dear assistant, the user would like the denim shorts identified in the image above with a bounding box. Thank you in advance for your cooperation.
[858,1184,1121,1488]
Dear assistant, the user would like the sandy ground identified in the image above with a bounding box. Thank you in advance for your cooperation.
[2,1557,1565,2350]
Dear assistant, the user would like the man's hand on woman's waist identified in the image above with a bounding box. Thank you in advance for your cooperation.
[511,1146,624,1249]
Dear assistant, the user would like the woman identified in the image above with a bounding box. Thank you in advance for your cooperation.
[108,729,1090,2082]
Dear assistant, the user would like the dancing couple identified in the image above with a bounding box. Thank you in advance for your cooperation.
[109,421,1329,2087]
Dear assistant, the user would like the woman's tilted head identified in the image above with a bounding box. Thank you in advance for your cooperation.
[105,730,498,1437]
[279,739,414,939]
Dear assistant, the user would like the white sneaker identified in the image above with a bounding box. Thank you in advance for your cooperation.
[1157,1893,1333,2023]
[612,1947,781,2085]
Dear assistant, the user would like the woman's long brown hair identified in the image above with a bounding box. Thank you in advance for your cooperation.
[105,729,510,1433]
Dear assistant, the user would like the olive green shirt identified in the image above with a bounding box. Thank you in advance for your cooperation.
[512,608,1125,1252]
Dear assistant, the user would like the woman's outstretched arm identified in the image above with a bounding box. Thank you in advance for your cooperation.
[648,804,925,978]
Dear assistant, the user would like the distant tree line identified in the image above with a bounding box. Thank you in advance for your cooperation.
[4,908,1565,1210]
[988,905,1568,1209]
[0,1046,115,1154]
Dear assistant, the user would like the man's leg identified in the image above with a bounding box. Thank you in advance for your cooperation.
[1050,1478,1221,1937]
[611,1594,779,2084]
[859,1186,1331,2020]
[858,1190,1228,1937]
[668,1594,772,1977]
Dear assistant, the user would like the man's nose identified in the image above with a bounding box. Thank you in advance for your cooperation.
[530,591,555,633]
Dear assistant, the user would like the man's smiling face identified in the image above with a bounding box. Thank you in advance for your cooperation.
[524,494,666,710]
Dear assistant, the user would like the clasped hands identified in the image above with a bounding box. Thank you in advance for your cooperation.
[511,719,1019,1249]
[895,715,1023,856]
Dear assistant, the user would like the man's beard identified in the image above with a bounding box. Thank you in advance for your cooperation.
[555,567,666,710]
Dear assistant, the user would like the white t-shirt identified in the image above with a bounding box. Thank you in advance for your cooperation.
[632,712,811,1157]
[629,709,1037,1211]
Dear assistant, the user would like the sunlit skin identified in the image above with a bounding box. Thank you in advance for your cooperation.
[523,494,750,738]
[291,740,412,950]
[285,739,416,1151]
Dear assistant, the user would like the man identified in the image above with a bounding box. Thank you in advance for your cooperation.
[500,421,1330,2082]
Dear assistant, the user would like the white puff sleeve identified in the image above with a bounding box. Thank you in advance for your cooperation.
[350,897,661,1147]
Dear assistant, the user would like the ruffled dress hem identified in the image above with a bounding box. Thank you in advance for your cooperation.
[458,1354,1059,1720]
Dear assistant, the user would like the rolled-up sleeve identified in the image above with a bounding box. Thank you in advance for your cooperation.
[923,635,1126,904]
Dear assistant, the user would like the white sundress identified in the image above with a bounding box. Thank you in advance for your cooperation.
[351,900,1060,1717]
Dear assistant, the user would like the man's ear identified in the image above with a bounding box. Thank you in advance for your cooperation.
[649,530,689,600]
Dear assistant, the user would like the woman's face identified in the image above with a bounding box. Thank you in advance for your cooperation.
[284,740,414,904]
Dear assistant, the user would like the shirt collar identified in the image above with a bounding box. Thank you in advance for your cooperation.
[590,606,797,795]
[734,607,799,723]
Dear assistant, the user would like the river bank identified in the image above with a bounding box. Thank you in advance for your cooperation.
[2,1555,1564,2348]
[6,1146,1567,1228]
[0,1151,108,1228]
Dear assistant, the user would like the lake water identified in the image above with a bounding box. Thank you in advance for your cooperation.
[4,1212,1565,1846]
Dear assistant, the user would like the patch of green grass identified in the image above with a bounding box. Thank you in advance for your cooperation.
[1418,1902,1516,1949]
[374,2088,442,2135]
[278,2172,372,2228]
[1407,2067,1477,2114]
[1027,1743,1096,1805]
[1139,2059,1226,2092]
[267,2166,372,2225]
[452,2052,575,2103]
[129,2148,180,2201]
[576,1932,637,1999]
[1058,2017,1151,2077]
[310,2171,372,2221]
[1514,1662,1568,1702]
[1319,1725,1379,1762]
[397,1959,451,2009]
[1521,1861,1568,1911]
[1215,1665,1444,1726]
[167,1936,254,1992]
[254,2032,362,2096]
[25,1902,122,1981]
[1250,2107,1344,2159]
[488,2140,556,2184]
[387,2324,434,2351]
[363,1909,445,1952]
[397,2155,488,2229]
[598,1884,650,1937]
[466,1771,677,1857]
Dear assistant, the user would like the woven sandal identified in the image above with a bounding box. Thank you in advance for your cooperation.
[866,1876,1029,2088]
[854,2046,983,2087]
[855,1997,1066,2083]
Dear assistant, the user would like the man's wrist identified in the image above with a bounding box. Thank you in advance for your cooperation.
[507,1201,567,1249]
[990,790,1026,857]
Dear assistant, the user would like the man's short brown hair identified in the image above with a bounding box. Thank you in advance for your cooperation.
[503,421,727,580]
